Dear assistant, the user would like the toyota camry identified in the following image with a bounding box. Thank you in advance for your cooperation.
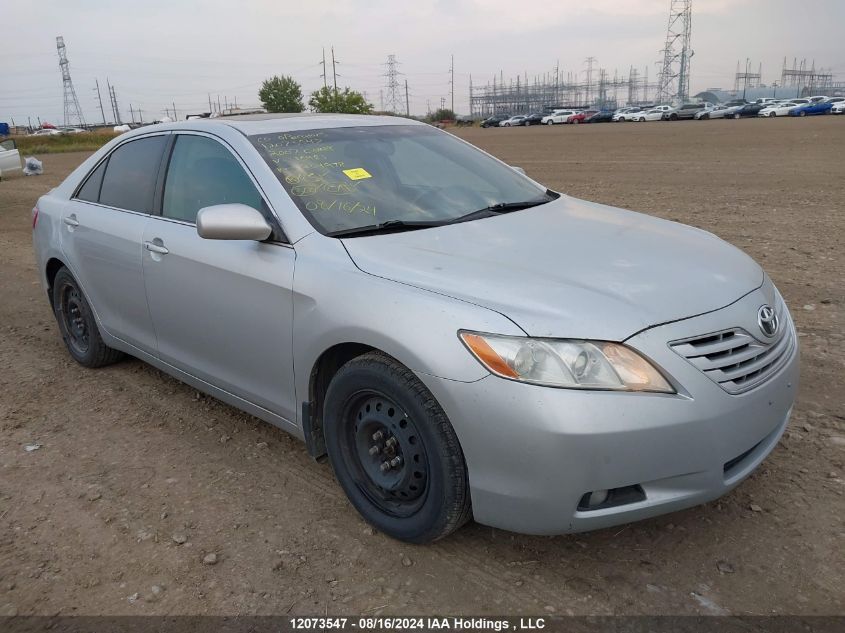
[32,114,798,543]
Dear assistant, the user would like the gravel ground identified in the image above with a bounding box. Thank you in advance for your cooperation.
[0,116,843,617]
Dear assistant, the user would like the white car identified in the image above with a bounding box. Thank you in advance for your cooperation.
[632,109,665,122]
[29,128,62,136]
[758,102,801,117]
[541,110,578,125]
[613,109,644,122]
[499,115,526,127]
[832,102,845,115]
[0,138,23,179]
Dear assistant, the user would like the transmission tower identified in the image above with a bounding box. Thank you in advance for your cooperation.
[656,0,693,104]
[383,54,402,113]
[56,36,86,127]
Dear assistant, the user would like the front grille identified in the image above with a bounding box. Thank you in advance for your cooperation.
[669,312,795,394]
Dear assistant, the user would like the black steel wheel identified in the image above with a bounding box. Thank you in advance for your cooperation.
[52,267,123,368]
[324,352,471,543]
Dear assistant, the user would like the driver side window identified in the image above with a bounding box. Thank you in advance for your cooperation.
[162,135,265,224]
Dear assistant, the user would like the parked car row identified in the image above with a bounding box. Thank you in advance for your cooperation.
[480,95,844,129]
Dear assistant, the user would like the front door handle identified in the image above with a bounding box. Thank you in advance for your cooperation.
[63,215,79,227]
[144,241,169,255]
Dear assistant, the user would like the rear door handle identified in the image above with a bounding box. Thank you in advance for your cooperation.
[144,241,169,255]
[63,215,79,227]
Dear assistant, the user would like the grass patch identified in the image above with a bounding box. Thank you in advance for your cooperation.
[12,132,119,155]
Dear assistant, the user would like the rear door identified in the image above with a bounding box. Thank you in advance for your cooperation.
[141,132,296,421]
[60,133,167,353]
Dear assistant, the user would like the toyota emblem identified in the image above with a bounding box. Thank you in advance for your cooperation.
[757,305,779,338]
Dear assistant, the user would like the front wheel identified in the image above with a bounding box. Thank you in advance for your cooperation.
[52,267,124,368]
[545,120,554,125]
[799,111,806,117]
[324,352,472,543]
[733,113,741,119]
[769,112,777,117]
[572,119,579,125]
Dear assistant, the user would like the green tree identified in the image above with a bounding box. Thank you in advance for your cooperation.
[309,86,374,114]
[258,75,304,113]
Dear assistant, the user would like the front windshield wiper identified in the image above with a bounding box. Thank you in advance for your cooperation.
[326,219,448,238]
[326,191,559,238]
[447,191,559,225]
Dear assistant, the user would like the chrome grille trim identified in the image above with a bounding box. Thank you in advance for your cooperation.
[669,312,795,395]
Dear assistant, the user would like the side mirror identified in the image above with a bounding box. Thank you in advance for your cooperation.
[511,166,526,175]
[196,203,272,241]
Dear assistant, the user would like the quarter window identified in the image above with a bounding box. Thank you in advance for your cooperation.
[98,135,167,213]
[76,158,108,203]
[162,135,264,224]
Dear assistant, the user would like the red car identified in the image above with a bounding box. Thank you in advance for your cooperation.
[568,110,598,124]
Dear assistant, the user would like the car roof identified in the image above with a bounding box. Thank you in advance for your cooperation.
[119,113,426,138]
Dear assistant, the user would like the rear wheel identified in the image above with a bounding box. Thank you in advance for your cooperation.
[324,352,471,543]
[52,267,123,368]
[733,113,741,119]
[572,119,579,125]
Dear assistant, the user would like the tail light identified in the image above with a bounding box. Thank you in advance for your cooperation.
[32,206,39,229]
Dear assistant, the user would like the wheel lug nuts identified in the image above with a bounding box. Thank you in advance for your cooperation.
[369,445,380,456]
[389,456,402,468]
[380,461,391,472]
[385,437,397,449]
[372,431,384,442]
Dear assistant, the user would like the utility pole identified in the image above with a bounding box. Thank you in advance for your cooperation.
[404,79,410,116]
[129,104,136,124]
[742,57,750,100]
[449,54,455,114]
[208,93,213,114]
[217,95,222,114]
[56,36,85,127]
[384,54,402,113]
[172,101,177,121]
[331,46,339,112]
[94,79,107,124]
[320,48,328,90]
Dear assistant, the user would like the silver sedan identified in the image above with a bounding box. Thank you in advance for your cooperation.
[32,114,798,542]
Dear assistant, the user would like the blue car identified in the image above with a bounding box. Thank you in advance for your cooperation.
[788,102,833,117]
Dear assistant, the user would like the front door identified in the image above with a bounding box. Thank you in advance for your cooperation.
[141,132,296,421]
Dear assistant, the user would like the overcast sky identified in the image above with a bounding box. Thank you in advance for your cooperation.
[1,0,842,124]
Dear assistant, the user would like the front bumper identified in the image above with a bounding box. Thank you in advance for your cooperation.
[418,282,799,535]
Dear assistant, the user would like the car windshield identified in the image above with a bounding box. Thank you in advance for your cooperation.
[250,125,553,235]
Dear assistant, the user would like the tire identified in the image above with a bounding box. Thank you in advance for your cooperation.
[323,352,471,543]
[670,113,678,120]
[638,117,645,122]
[572,119,579,124]
[52,267,123,368]
[799,111,806,117]
[545,120,554,125]
[702,113,710,120]
[769,112,776,117]
[733,113,741,119]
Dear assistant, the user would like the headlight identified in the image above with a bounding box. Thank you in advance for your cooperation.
[459,331,674,393]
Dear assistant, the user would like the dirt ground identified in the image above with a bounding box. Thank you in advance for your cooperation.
[1,117,843,617]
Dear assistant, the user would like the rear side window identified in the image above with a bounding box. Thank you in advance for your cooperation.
[99,136,167,213]
[162,135,264,224]
[76,159,107,203]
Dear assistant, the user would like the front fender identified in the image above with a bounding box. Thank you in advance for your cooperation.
[291,233,522,424]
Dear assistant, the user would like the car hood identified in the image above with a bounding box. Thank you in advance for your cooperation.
[342,196,763,341]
